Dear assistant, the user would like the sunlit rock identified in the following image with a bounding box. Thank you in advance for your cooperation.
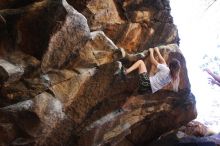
[0,0,197,146]
[74,0,179,53]
[0,59,24,84]
[87,0,124,29]
[79,31,125,67]
[41,0,90,73]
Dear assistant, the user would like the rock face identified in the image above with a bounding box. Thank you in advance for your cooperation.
[71,0,179,52]
[0,0,196,146]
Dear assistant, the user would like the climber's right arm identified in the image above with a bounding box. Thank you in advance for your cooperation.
[149,48,159,66]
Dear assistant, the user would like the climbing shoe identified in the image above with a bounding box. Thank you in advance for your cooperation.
[114,61,127,81]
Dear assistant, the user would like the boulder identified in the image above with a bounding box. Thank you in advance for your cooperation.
[0,0,197,146]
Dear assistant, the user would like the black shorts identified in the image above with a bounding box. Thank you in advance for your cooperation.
[138,72,152,93]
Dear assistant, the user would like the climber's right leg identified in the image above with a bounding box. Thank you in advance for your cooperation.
[125,60,147,75]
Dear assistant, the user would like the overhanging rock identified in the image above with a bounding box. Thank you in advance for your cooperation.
[0,0,197,146]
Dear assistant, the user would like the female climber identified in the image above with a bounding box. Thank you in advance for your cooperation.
[115,47,181,93]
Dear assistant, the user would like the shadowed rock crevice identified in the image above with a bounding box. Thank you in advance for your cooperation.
[0,0,197,146]
[0,0,67,59]
[0,0,39,9]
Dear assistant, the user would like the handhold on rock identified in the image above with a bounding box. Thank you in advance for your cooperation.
[0,59,24,84]
[114,61,127,81]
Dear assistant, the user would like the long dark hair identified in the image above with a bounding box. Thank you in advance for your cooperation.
[168,58,181,92]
